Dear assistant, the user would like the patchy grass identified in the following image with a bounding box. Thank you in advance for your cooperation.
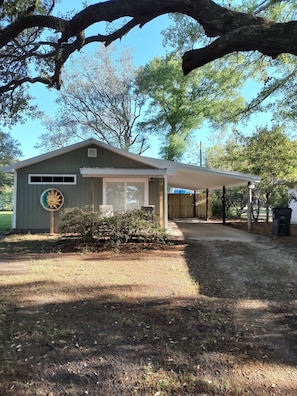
[0,233,297,395]
[0,211,12,230]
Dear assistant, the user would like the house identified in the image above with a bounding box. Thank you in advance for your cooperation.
[1,139,260,233]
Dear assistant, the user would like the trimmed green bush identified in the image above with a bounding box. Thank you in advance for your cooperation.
[59,208,169,246]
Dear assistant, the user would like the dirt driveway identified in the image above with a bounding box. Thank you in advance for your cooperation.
[168,220,297,392]
[1,224,297,395]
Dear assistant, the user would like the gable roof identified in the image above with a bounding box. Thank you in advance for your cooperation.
[1,138,259,191]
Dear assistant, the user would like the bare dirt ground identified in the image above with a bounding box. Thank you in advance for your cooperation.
[0,222,297,395]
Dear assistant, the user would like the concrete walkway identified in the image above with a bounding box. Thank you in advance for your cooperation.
[167,219,260,242]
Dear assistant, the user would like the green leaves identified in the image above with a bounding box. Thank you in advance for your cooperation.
[162,9,297,129]
[206,125,297,216]
[0,130,22,190]
[245,126,297,184]
[137,53,246,160]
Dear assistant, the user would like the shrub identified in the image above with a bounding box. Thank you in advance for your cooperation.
[59,208,169,246]
[59,207,100,241]
[212,200,223,218]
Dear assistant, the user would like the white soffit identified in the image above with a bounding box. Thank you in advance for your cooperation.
[167,167,259,191]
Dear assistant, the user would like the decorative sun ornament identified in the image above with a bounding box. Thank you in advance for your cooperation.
[46,190,63,209]
[40,188,64,211]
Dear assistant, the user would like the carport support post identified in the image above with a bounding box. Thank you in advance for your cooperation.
[247,182,254,233]
[90,178,95,212]
[205,188,209,221]
[222,186,226,225]
[193,191,197,217]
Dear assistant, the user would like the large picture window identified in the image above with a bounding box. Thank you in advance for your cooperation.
[103,179,148,213]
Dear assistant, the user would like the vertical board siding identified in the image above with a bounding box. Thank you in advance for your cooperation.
[14,144,156,231]
[168,193,212,219]
[15,176,90,231]
[148,179,161,219]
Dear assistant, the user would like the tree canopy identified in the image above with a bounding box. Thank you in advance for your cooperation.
[1,0,297,122]
[36,44,147,154]
[137,53,245,160]
[0,130,22,189]
[205,126,297,220]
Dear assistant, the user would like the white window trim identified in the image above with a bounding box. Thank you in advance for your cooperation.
[103,178,149,210]
[28,174,77,185]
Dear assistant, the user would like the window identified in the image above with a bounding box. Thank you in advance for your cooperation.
[103,179,148,213]
[29,174,77,185]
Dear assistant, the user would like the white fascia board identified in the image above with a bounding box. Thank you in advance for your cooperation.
[80,168,167,177]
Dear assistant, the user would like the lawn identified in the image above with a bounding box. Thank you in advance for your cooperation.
[0,232,297,395]
[0,211,12,230]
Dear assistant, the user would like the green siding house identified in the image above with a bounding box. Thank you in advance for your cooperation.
[1,139,259,233]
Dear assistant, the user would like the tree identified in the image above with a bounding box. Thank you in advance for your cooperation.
[0,130,22,209]
[205,135,250,219]
[0,130,22,179]
[35,44,147,154]
[162,11,297,125]
[0,0,56,124]
[204,134,247,172]
[205,126,297,221]
[245,126,297,221]
[2,0,297,121]
[211,187,249,219]
[137,53,245,160]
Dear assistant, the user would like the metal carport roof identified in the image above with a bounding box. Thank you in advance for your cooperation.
[137,156,260,191]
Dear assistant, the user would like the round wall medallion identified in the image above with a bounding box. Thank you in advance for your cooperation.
[40,188,64,211]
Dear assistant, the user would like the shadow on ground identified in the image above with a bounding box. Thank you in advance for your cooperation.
[1,230,297,395]
[1,273,297,394]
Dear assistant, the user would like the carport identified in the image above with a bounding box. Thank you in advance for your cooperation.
[141,157,259,191]
[139,156,260,230]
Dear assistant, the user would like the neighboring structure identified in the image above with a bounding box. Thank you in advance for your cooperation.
[1,139,260,232]
[289,187,297,223]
